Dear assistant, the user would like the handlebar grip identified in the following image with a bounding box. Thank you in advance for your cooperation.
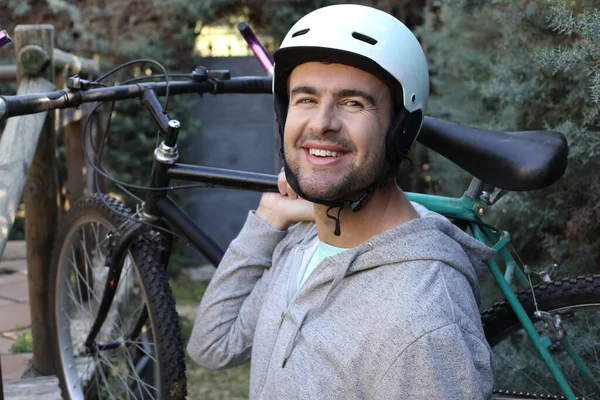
[0,88,79,119]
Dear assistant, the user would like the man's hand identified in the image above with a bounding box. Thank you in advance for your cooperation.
[255,170,314,230]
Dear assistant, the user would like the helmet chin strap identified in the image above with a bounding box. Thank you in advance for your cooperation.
[325,186,376,236]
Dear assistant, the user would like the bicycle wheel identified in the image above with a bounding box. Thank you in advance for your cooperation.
[49,193,186,399]
[482,275,600,399]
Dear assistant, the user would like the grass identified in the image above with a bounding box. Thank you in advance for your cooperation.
[170,275,251,399]
[10,328,33,354]
[170,277,207,305]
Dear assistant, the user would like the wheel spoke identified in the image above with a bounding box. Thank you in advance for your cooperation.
[95,356,117,399]
[99,348,158,399]
[96,355,141,399]
[494,350,552,397]
[484,280,600,399]
[122,346,158,398]
[126,339,157,363]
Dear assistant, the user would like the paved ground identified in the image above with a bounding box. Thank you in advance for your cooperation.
[0,241,32,382]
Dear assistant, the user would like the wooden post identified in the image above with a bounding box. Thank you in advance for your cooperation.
[0,65,54,400]
[88,103,110,194]
[0,77,54,256]
[63,119,85,205]
[15,24,59,376]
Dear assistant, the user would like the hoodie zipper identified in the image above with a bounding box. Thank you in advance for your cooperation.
[279,311,286,328]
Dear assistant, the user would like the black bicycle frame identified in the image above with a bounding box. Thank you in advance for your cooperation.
[139,88,280,266]
[156,169,278,264]
[84,83,278,346]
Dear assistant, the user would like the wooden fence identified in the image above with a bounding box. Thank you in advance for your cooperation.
[0,24,103,394]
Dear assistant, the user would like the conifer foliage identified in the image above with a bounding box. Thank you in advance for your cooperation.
[419,0,599,275]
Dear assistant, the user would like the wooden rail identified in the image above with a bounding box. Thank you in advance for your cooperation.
[0,25,103,392]
[0,48,99,82]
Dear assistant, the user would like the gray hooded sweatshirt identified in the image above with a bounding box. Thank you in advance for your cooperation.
[188,203,495,399]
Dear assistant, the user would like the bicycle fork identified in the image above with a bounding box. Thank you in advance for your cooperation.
[82,220,145,353]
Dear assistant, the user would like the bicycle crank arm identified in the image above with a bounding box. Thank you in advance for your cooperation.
[84,221,145,349]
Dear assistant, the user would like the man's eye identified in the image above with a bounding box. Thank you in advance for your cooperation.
[343,100,363,108]
[297,98,315,104]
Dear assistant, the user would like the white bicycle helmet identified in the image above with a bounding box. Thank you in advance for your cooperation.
[273,4,429,167]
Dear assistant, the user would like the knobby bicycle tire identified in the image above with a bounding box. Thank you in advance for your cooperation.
[48,193,186,399]
[481,275,600,399]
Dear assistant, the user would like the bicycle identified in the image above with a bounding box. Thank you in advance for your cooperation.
[0,47,598,400]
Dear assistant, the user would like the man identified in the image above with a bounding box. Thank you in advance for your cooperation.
[188,4,494,399]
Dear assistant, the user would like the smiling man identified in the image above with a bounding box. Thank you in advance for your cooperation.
[188,4,494,399]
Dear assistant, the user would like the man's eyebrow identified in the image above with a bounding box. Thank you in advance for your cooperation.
[290,85,317,97]
[338,89,376,106]
[289,86,377,105]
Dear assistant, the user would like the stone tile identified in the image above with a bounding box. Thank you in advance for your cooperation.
[0,303,31,333]
[0,279,29,302]
[0,270,27,286]
[2,241,27,261]
[0,353,31,380]
[0,335,15,354]
[0,259,28,273]
[0,298,16,307]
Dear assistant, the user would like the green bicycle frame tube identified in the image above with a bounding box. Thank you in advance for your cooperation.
[406,192,473,220]
[473,224,576,399]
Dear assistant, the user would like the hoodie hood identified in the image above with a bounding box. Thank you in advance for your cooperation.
[345,202,494,302]
[287,202,493,304]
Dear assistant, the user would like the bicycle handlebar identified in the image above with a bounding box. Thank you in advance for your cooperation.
[0,76,272,120]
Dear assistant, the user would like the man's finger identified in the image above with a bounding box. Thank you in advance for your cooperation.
[277,170,288,195]
[286,184,298,199]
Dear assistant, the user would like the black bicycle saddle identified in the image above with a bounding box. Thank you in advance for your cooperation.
[417,116,569,191]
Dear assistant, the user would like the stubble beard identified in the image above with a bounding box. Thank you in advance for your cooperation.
[285,138,387,203]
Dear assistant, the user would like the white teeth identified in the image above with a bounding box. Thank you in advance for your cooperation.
[309,148,340,157]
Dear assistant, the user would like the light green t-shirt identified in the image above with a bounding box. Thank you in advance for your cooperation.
[297,240,347,289]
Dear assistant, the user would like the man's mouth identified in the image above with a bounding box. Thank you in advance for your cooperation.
[308,148,343,157]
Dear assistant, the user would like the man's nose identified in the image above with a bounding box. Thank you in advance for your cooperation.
[308,102,342,135]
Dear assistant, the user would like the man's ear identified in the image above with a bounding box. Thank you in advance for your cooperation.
[386,109,422,164]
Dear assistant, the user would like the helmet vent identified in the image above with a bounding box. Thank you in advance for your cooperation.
[292,28,310,38]
[352,32,377,45]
